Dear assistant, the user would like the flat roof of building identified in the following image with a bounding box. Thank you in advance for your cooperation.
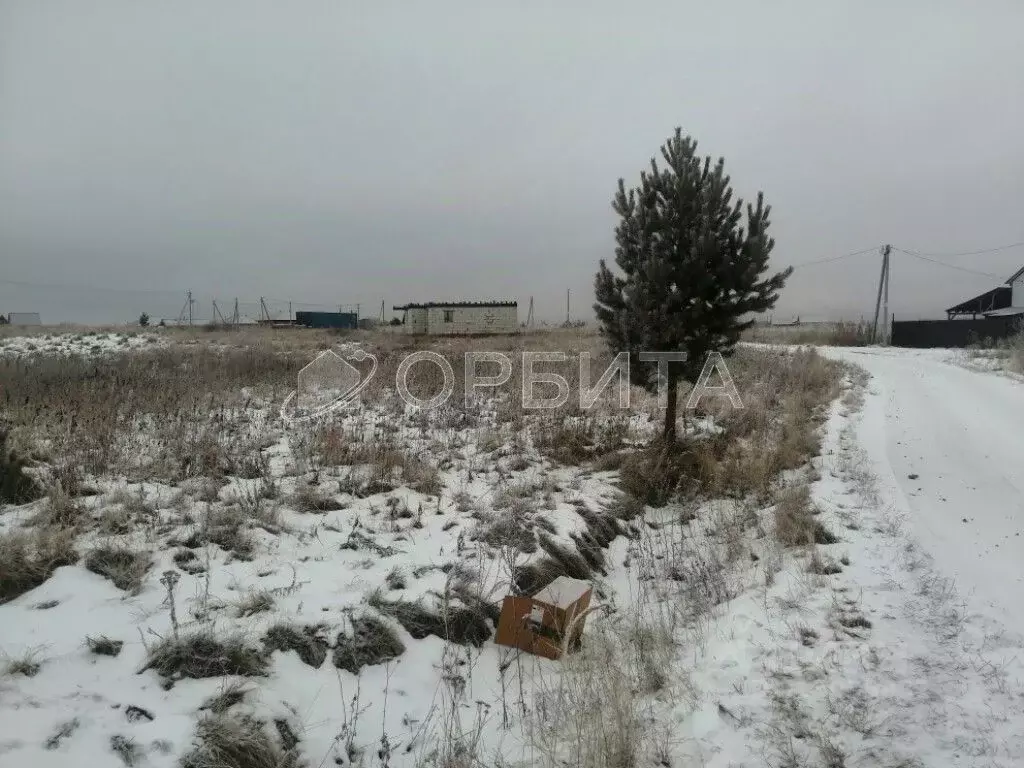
[393,301,517,310]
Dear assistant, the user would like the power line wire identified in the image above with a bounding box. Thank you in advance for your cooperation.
[895,240,1024,258]
[789,245,882,270]
[895,250,1004,280]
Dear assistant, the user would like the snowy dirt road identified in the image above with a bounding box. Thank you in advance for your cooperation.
[828,347,1024,637]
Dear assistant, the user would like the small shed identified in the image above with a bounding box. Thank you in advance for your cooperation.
[393,301,517,335]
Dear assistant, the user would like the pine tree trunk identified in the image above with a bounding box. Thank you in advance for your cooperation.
[662,373,679,442]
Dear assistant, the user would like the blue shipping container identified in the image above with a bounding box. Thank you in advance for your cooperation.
[294,311,358,329]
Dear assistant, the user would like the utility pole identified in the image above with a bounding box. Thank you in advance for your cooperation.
[212,300,229,326]
[871,247,887,343]
[188,290,193,326]
[177,291,191,325]
[882,244,891,344]
[260,297,270,323]
[565,289,570,326]
[526,296,534,328]
[232,298,239,326]
[379,299,385,323]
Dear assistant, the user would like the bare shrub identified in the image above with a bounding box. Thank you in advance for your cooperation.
[1006,330,1024,373]
[0,526,78,603]
[535,424,594,466]
[32,484,85,529]
[264,623,329,668]
[526,618,647,768]
[142,631,268,680]
[85,545,151,592]
[397,454,442,496]
[181,714,300,768]
[617,438,715,507]
[332,614,405,674]
[0,425,40,503]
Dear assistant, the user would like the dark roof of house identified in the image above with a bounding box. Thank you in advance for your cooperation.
[946,286,1011,316]
[393,301,517,310]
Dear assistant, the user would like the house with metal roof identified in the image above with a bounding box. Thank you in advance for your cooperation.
[946,267,1024,319]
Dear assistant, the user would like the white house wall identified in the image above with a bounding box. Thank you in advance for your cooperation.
[404,308,429,334]
[426,305,517,334]
[1013,276,1024,308]
[401,305,516,334]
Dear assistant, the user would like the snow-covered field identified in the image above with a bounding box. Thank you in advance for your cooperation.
[2,331,1023,767]
[0,331,164,358]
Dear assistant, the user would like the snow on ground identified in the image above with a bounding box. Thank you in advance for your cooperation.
[3,340,1024,767]
[0,331,164,358]
[656,354,1024,767]
[826,346,1024,640]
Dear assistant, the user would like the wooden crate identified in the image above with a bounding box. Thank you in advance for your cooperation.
[494,576,593,660]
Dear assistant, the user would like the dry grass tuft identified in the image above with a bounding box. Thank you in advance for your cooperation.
[263,623,329,668]
[774,486,837,547]
[332,614,405,674]
[84,545,151,592]
[4,650,43,677]
[200,680,251,714]
[536,533,593,580]
[368,593,495,647]
[290,482,341,513]
[0,526,78,604]
[110,734,141,767]
[606,491,645,522]
[235,590,275,618]
[32,485,85,528]
[142,631,268,681]
[86,635,124,657]
[204,506,255,559]
[181,714,300,768]
[617,439,706,507]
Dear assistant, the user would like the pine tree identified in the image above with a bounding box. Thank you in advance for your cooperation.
[594,128,791,441]
[138,312,150,327]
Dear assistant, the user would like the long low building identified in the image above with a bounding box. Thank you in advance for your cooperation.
[393,301,517,335]
[6,312,41,326]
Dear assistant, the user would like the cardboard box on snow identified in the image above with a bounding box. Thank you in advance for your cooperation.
[494,576,593,660]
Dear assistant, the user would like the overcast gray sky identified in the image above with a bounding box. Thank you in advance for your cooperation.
[2,1,1023,325]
